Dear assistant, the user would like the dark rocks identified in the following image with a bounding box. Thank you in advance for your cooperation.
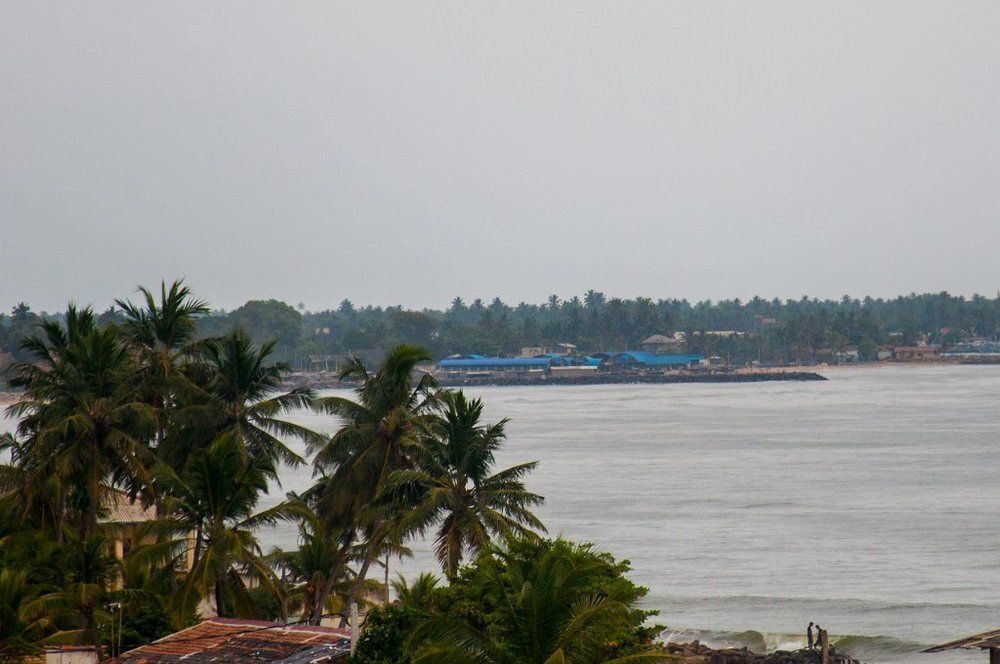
[435,371,827,388]
[662,641,861,664]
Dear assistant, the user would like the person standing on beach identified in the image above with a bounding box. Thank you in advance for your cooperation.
[807,622,814,650]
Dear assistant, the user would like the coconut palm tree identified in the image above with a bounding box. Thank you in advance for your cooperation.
[154,437,299,618]
[408,538,671,664]
[390,572,439,611]
[48,534,122,648]
[0,568,73,661]
[387,391,545,578]
[311,344,439,616]
[115,280,209,455]
[171,329,319,473]
[7,306,155,538]
[267,505,356,625]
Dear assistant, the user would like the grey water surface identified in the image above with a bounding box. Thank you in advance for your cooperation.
[261,364,999,663]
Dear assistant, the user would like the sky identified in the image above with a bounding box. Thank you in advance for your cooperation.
[1,1,998,314]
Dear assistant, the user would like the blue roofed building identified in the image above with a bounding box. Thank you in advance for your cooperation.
[597,351,702,369]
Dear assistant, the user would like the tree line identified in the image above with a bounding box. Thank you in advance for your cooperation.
[0,281,668,663]
[4,289,998,370]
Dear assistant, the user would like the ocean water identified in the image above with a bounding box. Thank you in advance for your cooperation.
[259,364,1000,663]
[4,364,998,662]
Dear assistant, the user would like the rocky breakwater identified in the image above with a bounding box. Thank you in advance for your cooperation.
[663,641,861,664]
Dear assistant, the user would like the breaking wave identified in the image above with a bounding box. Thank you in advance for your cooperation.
[659,627,928,659]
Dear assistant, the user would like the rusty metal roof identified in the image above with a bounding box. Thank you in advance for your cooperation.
[111,617,351,662]
[923,629,1000,652]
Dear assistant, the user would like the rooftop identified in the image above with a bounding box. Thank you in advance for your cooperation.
[99,487,157,525]
[924,628,1000,652]
[111,618,351,663]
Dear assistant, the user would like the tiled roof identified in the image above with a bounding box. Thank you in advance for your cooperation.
[112,618,351,663]
[98,488,157,524]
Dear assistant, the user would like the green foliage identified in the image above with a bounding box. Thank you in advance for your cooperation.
[228,299,303,361]
[352,603,421,664]
[385,391,545,578]
[361,537,666,664]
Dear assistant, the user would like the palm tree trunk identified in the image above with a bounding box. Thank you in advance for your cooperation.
[192,523,204,567]
[214,579,225,617]
[55,484,67,545]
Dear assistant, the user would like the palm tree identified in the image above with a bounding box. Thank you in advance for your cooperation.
[408,538,671,664]
[169,329,319,472]
[311,345,439,615]
[49,534,122,648]
[267,506,355,625]
[154,437,298,618]
[115,280,209,452]
[7,306,155,538]
[388,391,545,578]
[0,568,73,661]
[390,572,439,611]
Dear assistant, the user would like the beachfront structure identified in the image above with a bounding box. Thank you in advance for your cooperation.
[639,334,684,354]
[110,618,351,663]
[596,351,702,369]
[437,353,601,375]
[519,342,577,357]
[925,628,1000,663]
[893,345,940,361]
[438,352,702,376]
[438,355,553,374]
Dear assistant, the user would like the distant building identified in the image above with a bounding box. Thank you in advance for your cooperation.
[639,334,684,354]
[596,351,702,370]
[110,618,351,663]
[893,346,940,361]
[519,343,576,357]
[833,349,859,364]
[702,330,748,338]
[439,355,553,375]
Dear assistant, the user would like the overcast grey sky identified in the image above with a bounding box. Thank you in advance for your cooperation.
[1,1,997,313]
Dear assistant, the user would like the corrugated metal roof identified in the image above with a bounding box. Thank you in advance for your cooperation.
[608,352,702,366]
[111,618,351,662]
[924,629,1000,652]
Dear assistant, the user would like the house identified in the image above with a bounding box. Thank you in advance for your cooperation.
[110,617,351,663]
[833,349,859,364]
[639,334,684,354]
[893,346,940,361]
[99,488,196,571]
[27,646,99,664]
[519,342,576,357]
[99,488,161,562]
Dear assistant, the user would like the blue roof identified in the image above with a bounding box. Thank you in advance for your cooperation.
[606,352,702,366]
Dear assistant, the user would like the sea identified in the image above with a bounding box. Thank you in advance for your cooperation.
[261,364,1000,664]
[4,364,998,663]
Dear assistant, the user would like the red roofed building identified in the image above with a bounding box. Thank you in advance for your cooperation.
[110,618,351,663]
